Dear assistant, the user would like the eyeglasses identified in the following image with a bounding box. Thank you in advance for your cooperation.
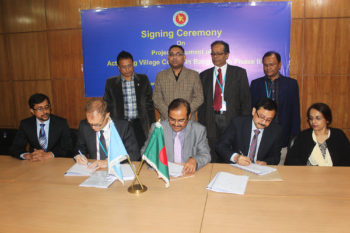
[256,111,273,123]
[210,52,225,57]
[169,53,184,57]
[33,105,50,112]
[168,117,187,124]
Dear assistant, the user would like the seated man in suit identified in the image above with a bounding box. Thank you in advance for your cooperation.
[141,98,211,175]
[75,98,140,169]
[10,93,73,161]
[216,97,282,165]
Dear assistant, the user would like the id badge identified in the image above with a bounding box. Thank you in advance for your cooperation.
[222,100,227,111]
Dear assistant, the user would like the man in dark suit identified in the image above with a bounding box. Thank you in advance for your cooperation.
[216,98,282,165]
[250,51,300,164]
[10,93,73,161]
[75,99,140,169]
[103,51,155,149]
[198,40,251,163]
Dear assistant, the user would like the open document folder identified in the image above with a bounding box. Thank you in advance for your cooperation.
[64,163,95,176]
[231,163,277,175]
[207,172,249,195]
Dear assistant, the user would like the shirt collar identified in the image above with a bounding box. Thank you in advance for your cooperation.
[36,117,50,126]
[121,74,134,82]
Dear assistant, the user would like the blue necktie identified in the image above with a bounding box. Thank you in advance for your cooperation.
[39,124,48,151]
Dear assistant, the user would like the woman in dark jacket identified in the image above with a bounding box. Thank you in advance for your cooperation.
[285,103,350,166]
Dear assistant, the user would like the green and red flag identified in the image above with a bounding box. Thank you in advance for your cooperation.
[142,122,169,187]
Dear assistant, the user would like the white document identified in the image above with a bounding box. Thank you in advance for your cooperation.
[79,171,117,188]
[168,162,184,177]
[231,163,277,176]
[207,172,249,195]
[64,163,95,176]
[120,164,136,181]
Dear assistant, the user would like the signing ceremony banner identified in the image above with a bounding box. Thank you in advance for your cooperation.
[81,1,291,97]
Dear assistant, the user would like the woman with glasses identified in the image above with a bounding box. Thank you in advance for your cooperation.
[285,103,350,166]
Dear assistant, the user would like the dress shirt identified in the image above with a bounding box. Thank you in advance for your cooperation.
[212,63,228,111]
[95,118,111,160]
[121,75,138,120]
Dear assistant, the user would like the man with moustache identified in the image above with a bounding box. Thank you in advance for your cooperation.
[10,93,73,160]
[142,98,211,175]
[216,98,282,165]
[153,45,203,120]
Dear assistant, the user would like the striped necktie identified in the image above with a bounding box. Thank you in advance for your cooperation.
[39,124,48,151]
[248,129,260,161]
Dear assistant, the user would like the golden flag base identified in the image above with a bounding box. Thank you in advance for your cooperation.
[127,158,148,194]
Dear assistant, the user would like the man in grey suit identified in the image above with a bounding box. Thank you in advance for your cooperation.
[153,45,203,120]
[198,40,251,163]
[142,98,211,175]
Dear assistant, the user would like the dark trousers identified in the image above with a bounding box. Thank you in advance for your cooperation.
[208,113,229,163]
[127,118,146,151]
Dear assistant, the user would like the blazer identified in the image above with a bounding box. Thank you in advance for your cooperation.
[152,67,204,119]
[216,115,282,165]
[198,65,251,139]
[10,115,73,158]
[141,120,211,169]
[103,73,156,136]
[250,75,300,147]
[76,118,141,161]
[285,128,350,166]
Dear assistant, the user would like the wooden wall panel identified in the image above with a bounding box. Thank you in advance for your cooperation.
[48,29,83,79]
[290,19,303,76]
[7,32,50,81]
[46,0,90,29]
[306,0,350,18]
[13,80,53,127]
[91,0,140,8]
[0,82,16,127]
[1,0,46,33]
[304,18,350,75]
[51,79,86,129]
[0,35,9,81]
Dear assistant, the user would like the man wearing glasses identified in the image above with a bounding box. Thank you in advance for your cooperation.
[153,45,203,120]
[142,98,210,175]
[75,99,140,169]
[216,98,282,166]
[10,93,73,161]
[198,40,251,163]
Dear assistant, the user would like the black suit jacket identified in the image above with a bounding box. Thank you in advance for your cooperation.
[198,65,251,138]
[103,73,155,136]
[216,116,282,165]
[10,115,73,158]
[76,118,140,161]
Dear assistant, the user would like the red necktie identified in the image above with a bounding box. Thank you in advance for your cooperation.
[248,129,260,161]
[213,68,222,111]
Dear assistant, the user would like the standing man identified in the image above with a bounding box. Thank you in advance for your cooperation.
[198,40,251,163]
[142,98,211,175]
[216,98,282,165]
[250,51,300,164]
[10,93,73,160]
[153,45,203,120]
[75,99,140,169]
[104,51,155,149]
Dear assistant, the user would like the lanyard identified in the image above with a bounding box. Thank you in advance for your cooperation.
[214,68,226,93]
[265,81,271,98]
[98,134,108,157]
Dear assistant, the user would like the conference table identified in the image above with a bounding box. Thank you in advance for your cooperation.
[0,156,349,233]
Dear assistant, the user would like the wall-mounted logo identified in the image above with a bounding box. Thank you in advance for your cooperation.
[173,11,189,27]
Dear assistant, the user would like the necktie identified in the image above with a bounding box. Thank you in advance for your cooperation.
[99,130,107,160]
[213,68,222,111]
[174,132,182,163]
[248,129,260,162]
[39,124,47,151]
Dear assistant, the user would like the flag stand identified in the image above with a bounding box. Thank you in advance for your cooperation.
[127,157,147,194]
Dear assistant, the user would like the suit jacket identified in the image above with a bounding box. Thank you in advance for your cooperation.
[103,73,155,136]
[198,65,251,138]
[152,67,204,119]
[141,120,211,169]
[10,115,73,159]
[76,118,140,161]
[285,128,350,166]
[250,75,300,147]
[216,116,282,165]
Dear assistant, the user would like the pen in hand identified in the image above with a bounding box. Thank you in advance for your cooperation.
[74,150,88,165]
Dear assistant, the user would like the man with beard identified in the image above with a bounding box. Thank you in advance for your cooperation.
[10,93,73,161]
[216,97,282,165]
[153,45,203,120]
[141,98,211,175]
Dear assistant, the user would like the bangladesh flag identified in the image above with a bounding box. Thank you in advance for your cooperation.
[142,122,170,187]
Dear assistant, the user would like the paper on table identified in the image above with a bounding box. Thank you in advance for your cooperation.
[231,163,277,175]
[64,163,95,176]
[120,164,136,181]
[79,171,116,188]
[207,172,249,195]
[168,162,184,177]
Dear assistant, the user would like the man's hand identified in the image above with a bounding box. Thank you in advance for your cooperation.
[75,154,88,165]
[256,160,267,166]
[236,154,252,166]
[182,158,197,176]
[27,149,53,162]
[88,160,107,170]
